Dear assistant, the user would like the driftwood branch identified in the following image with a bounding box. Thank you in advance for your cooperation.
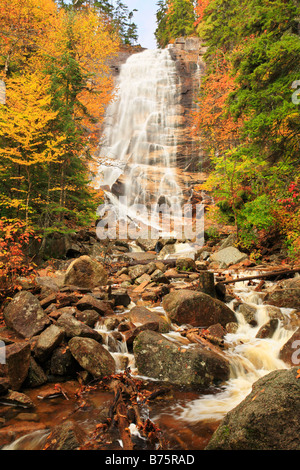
[218,267,300,285]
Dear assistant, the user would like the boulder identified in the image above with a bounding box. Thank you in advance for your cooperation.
[162,290,236,328]
[205,368,300,450]
[128,264,149,280]
[76,295,114,316]
[34,325,65,362]
[56,313,102,342]
[135,238,158,252]
[36,276,60,299]
[123,323,159,347]
[102,316,121,331]
[128,306,170,333]
[68,337,115,378]
[210,247,248,268]
[150,269,169,284]
[135,273,152,285]
[2,390,35,409]
[264,285,300,310]
[238,303,257,326]
[0,342,31,391]
[3,291,51,339]
[23,357,48,388]
[255,319,279,339]
[64,255,108,289]
[133,330,230,389]
[219,233,238,250]
[50,344,78,377]
[263,305,285,321]
[109,289,131,307]
[75,310,100,327]
[43,420,87,450]
[176,258,196,272]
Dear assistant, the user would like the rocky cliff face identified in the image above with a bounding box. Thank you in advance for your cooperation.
[168,37,207,174]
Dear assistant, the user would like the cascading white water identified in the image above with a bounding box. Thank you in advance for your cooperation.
[172,278,297,424]
[95,48,184,231]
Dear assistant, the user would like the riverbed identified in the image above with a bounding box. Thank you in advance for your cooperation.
[1,272,297,451]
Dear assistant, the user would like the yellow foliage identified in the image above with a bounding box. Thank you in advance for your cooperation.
[0,0,57,74]
[0,73,65,166]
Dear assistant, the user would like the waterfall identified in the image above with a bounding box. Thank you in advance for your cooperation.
[95,48,185,236]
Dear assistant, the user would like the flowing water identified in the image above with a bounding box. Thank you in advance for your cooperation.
[95,48,189,238]
[165,279,295,426]
[96,48,182,207]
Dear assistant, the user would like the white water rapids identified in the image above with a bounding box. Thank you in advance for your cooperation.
[2,275,297,451]
[94,274,297,426]
[156,277,296,425]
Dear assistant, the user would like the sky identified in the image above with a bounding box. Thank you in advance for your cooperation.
[114,0,158,49]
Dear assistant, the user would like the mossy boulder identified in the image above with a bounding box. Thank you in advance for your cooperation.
[133,330,230,389]
[205,368,300,450]
[68,337,115,378]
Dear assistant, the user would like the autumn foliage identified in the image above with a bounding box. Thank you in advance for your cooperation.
[0,0,119,235]
[191,0,300,258]
[0,218,39,303]
[194,0,210,26]
[0,0,122,296]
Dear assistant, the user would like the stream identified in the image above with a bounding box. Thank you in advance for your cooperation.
[2,271,297,451]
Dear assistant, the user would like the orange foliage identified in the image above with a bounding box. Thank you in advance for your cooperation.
[273,180,300,257]
[36,7,119,151]
[0,0,57,76]
[191,52,244,157]
[194,0,211,26]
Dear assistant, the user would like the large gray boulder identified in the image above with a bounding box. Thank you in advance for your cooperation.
[206,368,300,450]
[210,247,248,268]
[264,279,300,309]
[3,291,50,339]
[162,290,236,327]
[133,330,230,389]
[64,255,107,289]
[68,337,115,378]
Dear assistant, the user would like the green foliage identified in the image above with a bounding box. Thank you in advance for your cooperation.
[237,195,276,249]
[58,0,139,45]
[196,0,300,256]
[155,0,195,48]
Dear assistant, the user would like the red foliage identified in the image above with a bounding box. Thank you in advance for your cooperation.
[0,217,39,304]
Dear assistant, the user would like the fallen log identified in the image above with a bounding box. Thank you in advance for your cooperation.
[105,372,166,450]
[218,267,300,285]
[127,258,177,268]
